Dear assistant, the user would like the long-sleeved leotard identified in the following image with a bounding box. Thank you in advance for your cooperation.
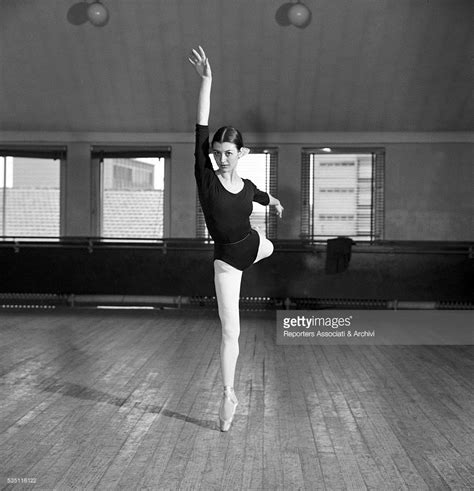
[194,124,270,270]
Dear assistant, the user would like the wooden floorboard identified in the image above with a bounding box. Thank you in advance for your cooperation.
[0,308,473,490]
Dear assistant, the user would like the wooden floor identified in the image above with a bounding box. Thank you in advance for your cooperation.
[0,308,472,490]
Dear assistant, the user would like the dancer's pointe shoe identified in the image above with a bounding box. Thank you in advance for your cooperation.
[219,387,238,432]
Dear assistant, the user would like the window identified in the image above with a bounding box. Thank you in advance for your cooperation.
[0,147,65,239]
[301,148,384,241]
[196,148,278,240]
[92,147,169,240]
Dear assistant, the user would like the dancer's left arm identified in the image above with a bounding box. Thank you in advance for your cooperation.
[268,194,284,218]
[253,184,284,218]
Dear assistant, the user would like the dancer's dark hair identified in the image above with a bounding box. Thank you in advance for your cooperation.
[212,126,244,150]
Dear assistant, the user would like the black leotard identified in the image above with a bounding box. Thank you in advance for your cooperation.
[194,124,270,270]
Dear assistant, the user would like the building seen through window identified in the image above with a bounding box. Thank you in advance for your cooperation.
[101,157,165,239]
[0,155,61,239]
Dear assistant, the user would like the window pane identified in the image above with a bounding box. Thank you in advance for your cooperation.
[235,153,269,230]
[310,153,373,240]
[0,156,60,238]
[101,157,164,239]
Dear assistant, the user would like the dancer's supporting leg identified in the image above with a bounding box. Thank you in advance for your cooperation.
[214,259,242,386]
[214,259,241,430]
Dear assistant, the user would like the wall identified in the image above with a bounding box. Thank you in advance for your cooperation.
[384,143,473,240]
[0,243,472,302]
[2,130,472,240]
[63,142,94,236]
[167,136,472,241]
[0,130,472,301]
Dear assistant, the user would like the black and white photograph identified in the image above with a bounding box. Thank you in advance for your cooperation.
[0,0,473,489]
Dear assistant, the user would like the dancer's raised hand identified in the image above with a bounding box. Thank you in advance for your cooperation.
[189,46,212,124]
[188,46,212,79]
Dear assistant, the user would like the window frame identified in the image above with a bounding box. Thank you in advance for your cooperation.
[91,145,171,240]
[301,147,385,243]
[0,146,66,240]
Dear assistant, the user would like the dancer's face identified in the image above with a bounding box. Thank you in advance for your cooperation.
[212,142,241,173]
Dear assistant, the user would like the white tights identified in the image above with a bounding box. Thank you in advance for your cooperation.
[214,230,274,387]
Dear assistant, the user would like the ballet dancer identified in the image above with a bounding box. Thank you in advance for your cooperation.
[189,46,284,431]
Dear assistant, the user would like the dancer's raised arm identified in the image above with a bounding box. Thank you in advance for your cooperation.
[188,46,212,125]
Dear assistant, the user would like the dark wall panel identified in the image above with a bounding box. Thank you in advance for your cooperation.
[0,244,472,302]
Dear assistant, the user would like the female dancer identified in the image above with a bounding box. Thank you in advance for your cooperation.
[189,46,284,431]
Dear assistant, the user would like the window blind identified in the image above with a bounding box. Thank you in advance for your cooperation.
[91,146,171,161]
[301,148,385,242]
[0,146,67,160]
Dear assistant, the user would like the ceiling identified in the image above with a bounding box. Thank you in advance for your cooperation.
[0,0,472,134]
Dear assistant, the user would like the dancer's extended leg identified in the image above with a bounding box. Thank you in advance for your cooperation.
[253,228,274,264]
